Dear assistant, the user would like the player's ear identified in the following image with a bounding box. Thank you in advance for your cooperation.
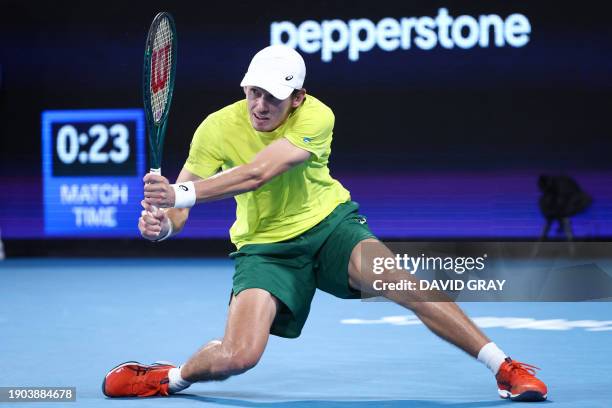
[291,88,306,108]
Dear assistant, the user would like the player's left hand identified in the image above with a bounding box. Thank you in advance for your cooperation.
[143,173,176,208]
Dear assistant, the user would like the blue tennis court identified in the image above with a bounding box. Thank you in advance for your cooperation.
[2,258,611,407]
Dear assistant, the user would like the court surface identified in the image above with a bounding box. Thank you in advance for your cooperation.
[1,258,611,407]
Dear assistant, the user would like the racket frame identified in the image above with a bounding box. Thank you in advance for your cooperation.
[143,12,177,175]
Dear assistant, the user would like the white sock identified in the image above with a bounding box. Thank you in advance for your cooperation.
[477,342,508,375]
[168,366,192,394]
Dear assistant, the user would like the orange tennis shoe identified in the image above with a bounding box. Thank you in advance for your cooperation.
[496,358,547,401]
[102,361,175,397]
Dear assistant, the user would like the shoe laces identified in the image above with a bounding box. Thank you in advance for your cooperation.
[505,359,540,378]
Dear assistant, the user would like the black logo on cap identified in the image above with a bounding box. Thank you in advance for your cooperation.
[179,185,189,191]
[285,75,293,81]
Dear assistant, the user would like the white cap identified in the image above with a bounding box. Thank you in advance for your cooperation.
[240,45,306,100]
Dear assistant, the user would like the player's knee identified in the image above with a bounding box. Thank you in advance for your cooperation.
[227,346,262,374]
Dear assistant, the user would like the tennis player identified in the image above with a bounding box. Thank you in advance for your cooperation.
[103,45,547,402]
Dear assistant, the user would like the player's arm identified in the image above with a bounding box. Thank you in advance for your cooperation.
[143,138,310,208]
[138,169,203,241]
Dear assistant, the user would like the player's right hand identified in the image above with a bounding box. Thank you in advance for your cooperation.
[138,200,170,241]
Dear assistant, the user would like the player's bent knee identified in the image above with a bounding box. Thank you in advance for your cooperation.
[227,347,262,374]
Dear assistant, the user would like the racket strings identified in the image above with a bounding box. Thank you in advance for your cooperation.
[150,17,173,123]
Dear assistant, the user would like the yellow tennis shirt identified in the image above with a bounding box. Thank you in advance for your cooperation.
[184,95,351,248]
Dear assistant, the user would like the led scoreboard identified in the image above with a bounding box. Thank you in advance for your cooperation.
[42,109,145,237]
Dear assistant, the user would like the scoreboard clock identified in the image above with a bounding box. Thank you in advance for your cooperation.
[42,109,145,236]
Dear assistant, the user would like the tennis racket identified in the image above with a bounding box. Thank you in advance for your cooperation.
[143,12,177,177]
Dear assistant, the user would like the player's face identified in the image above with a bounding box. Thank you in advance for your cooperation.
[245,86,298,132]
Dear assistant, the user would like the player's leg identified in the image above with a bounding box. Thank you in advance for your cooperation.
[103,288,279,397]
[180,288,279,382]
[347,238,547,401]
[175,240,318,387]
[348,238,489,356]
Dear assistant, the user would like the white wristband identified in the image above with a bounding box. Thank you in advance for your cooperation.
[172,181,196,208]
[153,217,174,242]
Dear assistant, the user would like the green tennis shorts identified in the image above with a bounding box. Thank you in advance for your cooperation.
[229,201,376,339]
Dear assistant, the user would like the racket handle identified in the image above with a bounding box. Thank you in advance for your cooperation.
[148,168,161,212]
